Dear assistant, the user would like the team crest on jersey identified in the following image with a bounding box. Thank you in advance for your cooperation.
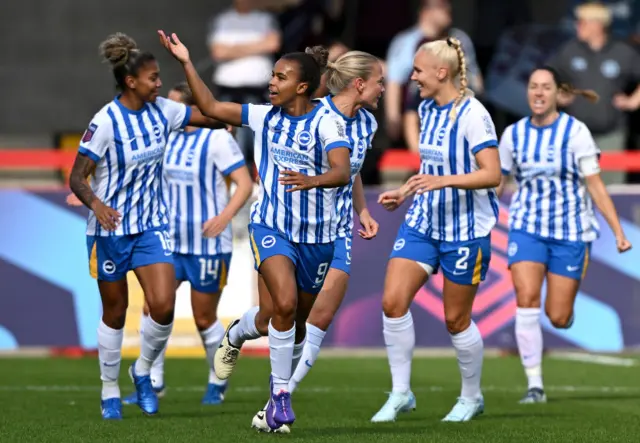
[295,130,314,148]
[82,123,98,143]
[357,139,367,154]
[153,125,162,140]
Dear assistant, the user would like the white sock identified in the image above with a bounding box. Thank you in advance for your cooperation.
[450,321,484,400]
[98,321,123,400]
[287,338,307,392]
[150,345,166,388]
[268,321,295,394]
[199,320,227,386]
[140,314,166,388]
[291,337,306,373]
[289,323,325,392]
[515,307,544,390]
[383,312,415,394]
[135,315,173,376]
[229,306,261,347]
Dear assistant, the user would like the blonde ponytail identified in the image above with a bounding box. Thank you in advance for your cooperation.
[325,50,379,95]
[447,37,468,121]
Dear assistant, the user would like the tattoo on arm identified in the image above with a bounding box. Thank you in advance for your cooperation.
[69,154,98,209]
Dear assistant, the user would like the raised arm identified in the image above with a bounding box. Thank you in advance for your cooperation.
[187,106,231,130]
[158,31,243,126]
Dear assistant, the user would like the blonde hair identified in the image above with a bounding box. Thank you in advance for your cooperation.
[575,3,612,26]
[325,51,380,95]
[418,37,471,121]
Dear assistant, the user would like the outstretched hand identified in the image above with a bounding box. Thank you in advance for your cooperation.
[157,30,190,64]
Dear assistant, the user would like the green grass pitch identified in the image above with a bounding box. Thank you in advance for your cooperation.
[1,355,639,442]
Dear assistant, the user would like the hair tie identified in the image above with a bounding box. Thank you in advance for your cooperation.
[446,38,453,47]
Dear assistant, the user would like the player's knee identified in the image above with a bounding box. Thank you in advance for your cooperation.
[445,312,471,334]
[515,289,541,308]
[103,311,127,330]
[193,312,216,331]
[102,300,128,329]
[547,309,573,329]
[517,295,541,309]
[148,300,175,325]
[272,296,297,323]
[382,295,407,318]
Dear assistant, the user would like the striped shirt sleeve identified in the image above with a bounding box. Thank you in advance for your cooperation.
[209,130,246,176]
[498,125,514,175]
[463,102,498,155]
[78,112,112,163]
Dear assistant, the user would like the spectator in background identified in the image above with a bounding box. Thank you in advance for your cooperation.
[562,0,640,43]
[207,0,282,169]
[385,0,482,143]
[548,2,640,184]
[258,0,344,53]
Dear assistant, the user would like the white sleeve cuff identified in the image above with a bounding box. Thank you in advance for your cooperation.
[579,154,601,177]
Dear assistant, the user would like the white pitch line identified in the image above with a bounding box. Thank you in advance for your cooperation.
[0,385,638,394]
[550,353,638,367]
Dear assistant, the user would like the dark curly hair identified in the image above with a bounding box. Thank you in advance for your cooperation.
[99,33,156,91]
[280,46,330,97]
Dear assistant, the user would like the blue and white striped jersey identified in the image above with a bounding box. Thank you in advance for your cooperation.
[164,128,246,255]
[318,96,378,238]
[241,103,350,244]
[499,112,600,242]
[79,96,191,236]
[405,97,499,242]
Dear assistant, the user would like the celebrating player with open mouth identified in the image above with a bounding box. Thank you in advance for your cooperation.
[497,66,631,404]
[158,30,351,430]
